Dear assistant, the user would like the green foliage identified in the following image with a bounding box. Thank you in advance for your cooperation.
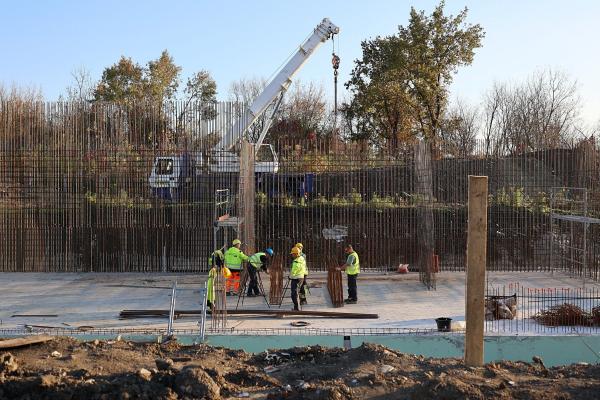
[531,191,550,213]
[369,193,398,209]
[312,194,330,206]
[147,50,181,102]
[94,50,216,107]
[493,187,529,208]
[348,188,363,205]
[277,194,294,207]
[331,194,351,207]
[94,56,146,102]
[256,191,268,207]
[84,190,152,209]
[343,1,484,147]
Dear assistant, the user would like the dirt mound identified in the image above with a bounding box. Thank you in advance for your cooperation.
[0,337,599,399]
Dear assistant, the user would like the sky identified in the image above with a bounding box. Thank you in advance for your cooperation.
[1,0,599,126]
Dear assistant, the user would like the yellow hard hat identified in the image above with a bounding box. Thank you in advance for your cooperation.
[222,266,232,278]
[295,242,303,250]
[232,239,241,246]
[290,246,301,256]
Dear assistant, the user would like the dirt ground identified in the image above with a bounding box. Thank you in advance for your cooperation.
[1,337,599,399]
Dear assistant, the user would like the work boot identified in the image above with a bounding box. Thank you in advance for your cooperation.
[344,299,357,304]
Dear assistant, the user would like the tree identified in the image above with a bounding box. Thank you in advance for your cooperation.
[66,66,94,102]
[483,69,581,154]
[441,99,478,157]
[94,50,182,104]
[228,77,271,142]
[147,50,181,102]
[272,81,329,142]
[228,78,330,143]
[176,70,218,134]
[344,1,484,149]
[94,56,146,102]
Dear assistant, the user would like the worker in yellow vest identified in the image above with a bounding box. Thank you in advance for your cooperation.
[246,248,273,297]
[295,242,309,305]
[289,246,307,311]
[338,244,360,304]
[206,249,231,309]
[224,239,248,295]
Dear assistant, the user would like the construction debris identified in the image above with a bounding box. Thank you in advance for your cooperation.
[485,294,518,320]
[1,337,600,399]
[533,303,599,326]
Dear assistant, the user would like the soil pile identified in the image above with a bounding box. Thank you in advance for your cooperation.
[0,337,599,399]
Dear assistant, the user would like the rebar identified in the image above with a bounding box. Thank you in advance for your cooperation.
[0,101,599,279]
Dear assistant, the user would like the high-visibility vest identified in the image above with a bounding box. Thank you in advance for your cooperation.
[207,266,231,303]
[224,247,248,271]
[249,252,266,269]
[346,251,360,275]
[290,256,307,279]
[301,253,308,276]
[209,250,224,267]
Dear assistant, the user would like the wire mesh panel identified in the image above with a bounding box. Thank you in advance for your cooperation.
[0,100,599,278]
[414,140,436,289]
[549,187,600,283]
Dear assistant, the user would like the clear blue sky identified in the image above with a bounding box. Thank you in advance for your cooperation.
[1,0,598,125]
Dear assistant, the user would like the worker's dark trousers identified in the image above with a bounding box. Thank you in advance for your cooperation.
[347,274,358,301]
[247,267,260,296]
[290,278,304,310]
[299,275,308,304]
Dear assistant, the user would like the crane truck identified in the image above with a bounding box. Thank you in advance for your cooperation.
[149,18,340,202]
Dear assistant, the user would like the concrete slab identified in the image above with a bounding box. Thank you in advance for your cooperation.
[0,271,597,334]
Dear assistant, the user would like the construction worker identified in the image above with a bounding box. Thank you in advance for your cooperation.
[295,242,309,305]
[224,239,248,295]
[289,246,307,311]
[206,249,231,309]
[338,244,360,304]
[246,248,274,297]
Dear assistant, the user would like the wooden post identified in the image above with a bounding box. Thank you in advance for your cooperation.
[465,175,488,367]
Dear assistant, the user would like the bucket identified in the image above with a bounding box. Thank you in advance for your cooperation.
[435,317,452,332]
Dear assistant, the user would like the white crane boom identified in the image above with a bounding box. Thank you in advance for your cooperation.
[216,18,339,152]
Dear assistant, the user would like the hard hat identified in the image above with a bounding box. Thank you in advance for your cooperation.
[290,246,301,256]
[265,248,274,256]
[295,242,303,249]
[232,239,241,246]
[223,267,232,278]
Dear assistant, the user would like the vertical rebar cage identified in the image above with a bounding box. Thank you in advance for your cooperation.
[0,100,599,281]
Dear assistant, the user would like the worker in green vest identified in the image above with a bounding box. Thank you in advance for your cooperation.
[338,244,360,304]
[224,239,249,295]
[206,249,231,309]
[295,242,309,305]
[289,246,307,311]
[246,248,273,297]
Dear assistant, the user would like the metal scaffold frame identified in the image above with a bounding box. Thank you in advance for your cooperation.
[549,187,600,287]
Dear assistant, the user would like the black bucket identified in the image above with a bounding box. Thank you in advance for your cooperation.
[435,317,452,332]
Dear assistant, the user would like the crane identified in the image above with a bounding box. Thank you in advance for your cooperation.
[149,18,340,201]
